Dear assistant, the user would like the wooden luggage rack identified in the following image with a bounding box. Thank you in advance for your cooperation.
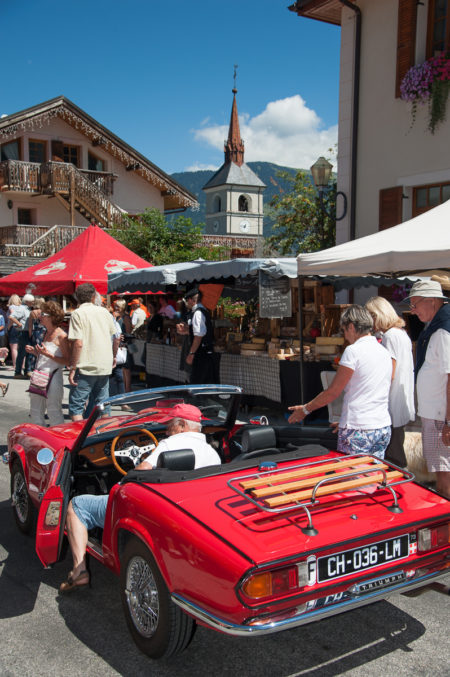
[228,455,414,535]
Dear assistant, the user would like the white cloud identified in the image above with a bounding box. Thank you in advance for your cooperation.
[192,95,338,170]
[184,162,220,172]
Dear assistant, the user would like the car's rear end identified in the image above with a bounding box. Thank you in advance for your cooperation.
[134,452,450,636]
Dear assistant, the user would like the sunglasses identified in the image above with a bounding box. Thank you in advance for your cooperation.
[409,298,429,310]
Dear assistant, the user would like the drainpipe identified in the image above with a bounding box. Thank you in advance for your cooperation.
[338,0,361,242]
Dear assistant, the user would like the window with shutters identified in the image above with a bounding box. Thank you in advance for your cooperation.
[413,181,450,215]
[427,0,450,57]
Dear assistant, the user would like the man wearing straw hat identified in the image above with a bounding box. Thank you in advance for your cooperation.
[407,280,450,499]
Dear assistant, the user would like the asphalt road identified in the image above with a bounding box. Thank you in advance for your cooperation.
[0,370,449,676]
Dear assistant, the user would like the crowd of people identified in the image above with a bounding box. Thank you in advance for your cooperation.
[289,279,450,499]
[1,280,449,499]
[0,284,215,420]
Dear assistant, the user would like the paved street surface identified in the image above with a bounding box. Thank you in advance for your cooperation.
[0,368,448,676]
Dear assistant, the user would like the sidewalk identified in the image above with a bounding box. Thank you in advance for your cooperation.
[0,365,71,432]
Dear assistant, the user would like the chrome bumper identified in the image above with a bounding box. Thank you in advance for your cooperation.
[172,568,449,637]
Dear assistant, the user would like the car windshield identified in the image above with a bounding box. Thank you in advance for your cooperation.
[89,385,241,436]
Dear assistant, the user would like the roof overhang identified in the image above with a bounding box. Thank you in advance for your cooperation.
[288,0,345,26]
[0,96,198,212]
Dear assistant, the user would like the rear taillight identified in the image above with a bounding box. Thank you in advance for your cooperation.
[417,523,450,552]
[241,562,310,601]
[44,500,62,527]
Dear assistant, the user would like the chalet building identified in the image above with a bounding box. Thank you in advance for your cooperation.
[290,1,450,245]
[0,96,197,271]
[202,86,265,258]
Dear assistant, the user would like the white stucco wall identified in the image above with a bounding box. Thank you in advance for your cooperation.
[338,0,450,240]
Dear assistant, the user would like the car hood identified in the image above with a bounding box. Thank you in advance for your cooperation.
[151,468,450,565]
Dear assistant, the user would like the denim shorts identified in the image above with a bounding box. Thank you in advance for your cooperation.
[337,425,391,459]
[69,372,110,417]
[72,494,109,530]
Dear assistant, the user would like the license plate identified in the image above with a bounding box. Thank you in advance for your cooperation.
[317,535,410,582]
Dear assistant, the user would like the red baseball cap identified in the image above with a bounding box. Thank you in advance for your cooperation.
[156,403,202,423]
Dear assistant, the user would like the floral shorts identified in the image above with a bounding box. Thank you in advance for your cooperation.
[337,426,391,459]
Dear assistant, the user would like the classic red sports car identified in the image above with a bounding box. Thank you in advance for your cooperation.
[8,384,450,660]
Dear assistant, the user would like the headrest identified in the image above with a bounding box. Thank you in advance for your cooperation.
[241,426,277,453]
[156,449,195,471]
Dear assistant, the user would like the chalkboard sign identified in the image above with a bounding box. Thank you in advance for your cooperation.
[259,271,292,318]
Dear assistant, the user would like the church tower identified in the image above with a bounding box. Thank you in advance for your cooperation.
[203,78,265,245]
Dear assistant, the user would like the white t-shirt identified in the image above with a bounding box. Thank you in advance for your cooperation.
[381,327,415,427]
[150,430,221,469]
[68,303,116,375]
[417,328,450,421]
[191,304,207,337]
[338,335,392,429]
[131,307,146,330]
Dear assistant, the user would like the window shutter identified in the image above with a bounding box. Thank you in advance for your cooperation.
[51,140,64,161]
[379,186,403,230]
[396,0,417,98]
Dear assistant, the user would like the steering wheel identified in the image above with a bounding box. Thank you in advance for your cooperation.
[110,428,158,476]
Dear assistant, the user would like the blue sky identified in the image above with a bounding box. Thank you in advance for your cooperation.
[3,0,340,174]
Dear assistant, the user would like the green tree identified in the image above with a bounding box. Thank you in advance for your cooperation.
[264,170,336,256]
[110,208,228,265]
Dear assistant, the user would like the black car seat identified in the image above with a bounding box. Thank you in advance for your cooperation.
[156,449,196,471]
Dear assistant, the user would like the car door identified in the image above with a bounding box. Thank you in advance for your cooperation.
[35,448,72,567]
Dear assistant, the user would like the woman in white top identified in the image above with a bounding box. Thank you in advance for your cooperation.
[365,296,415,467]
[289,305,393,459]
[26,301,70,427]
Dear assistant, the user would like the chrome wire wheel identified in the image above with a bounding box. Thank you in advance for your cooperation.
[12,470,29,524]
[125,554,160,638]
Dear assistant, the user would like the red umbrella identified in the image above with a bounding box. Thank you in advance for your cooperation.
[0,224,152,296]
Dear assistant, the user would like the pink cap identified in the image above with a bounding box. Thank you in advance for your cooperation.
[156,403,202,423]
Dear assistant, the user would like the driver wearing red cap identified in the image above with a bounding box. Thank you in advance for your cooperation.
[59,404,220,593]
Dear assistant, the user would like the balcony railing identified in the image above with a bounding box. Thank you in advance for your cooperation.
[0,160,41,192]
[0,224,85,257]
[0,160,116,197]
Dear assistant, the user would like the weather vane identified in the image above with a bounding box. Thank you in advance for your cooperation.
[233,64,238,92]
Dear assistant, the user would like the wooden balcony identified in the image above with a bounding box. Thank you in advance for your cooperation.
[0,160,116,197]
[0,224,85,257]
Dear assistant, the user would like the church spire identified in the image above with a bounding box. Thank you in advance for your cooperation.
[224,65,244,167]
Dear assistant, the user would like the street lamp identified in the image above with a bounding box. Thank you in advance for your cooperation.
[310,156,347,221]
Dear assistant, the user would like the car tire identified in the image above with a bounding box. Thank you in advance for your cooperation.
[10,459,36,534]
[120,537,196,659]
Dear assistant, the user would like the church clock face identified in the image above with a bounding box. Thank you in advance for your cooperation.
[239,219,250,233]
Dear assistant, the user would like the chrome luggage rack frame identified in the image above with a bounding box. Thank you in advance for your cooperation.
[228,454,415,535]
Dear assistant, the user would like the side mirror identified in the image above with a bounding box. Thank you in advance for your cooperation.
[37,448,54,466]
[249,415,269,426]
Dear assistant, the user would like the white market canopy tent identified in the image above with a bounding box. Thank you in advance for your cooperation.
[297,200,450,277]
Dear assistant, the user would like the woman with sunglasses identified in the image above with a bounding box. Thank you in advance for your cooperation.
[26,301,70,426]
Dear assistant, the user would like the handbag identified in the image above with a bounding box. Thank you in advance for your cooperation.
[116,346,127,365]
[27,368,57,398]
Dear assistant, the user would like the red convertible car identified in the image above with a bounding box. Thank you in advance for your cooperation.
[8,384,450,659]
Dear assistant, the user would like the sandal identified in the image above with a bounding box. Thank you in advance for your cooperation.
[59,570,90,594]
[1,384,8,397]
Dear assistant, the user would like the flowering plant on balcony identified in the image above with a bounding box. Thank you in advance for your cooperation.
[400,53,450,133]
